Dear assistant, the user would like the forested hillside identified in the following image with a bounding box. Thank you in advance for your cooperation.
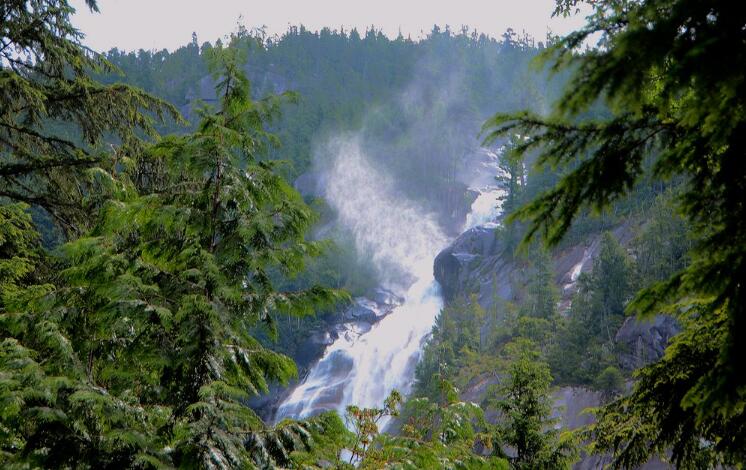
[1,0,745,469]
[94,25,575,370]
[101,25,557,174]
[100,25,565,221]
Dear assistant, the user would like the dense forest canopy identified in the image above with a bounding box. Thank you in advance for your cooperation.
[483,0,746,467]
[100,23,564,220]
[93,22,570,308]
[1,0,745,469]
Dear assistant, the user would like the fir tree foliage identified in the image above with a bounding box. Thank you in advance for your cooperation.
[1,22,345,468]
[354,385,508,470]
[486,341,578,469]
[548,233,632,386]
[483,0,746,464]
[0,0,179,234]
[519,244,558,320]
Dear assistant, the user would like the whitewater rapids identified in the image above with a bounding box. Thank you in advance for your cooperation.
[275,137,503,423]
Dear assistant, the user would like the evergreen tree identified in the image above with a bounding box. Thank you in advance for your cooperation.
[483,0,746,464]
[487,341,578,469]
[1,31,344,468]
[593,366,624,400]
[414,295,487,400]
[632,190,692,286]
[589,232,632,341]
[495,138,525,218]
[520,244,557,320]
[0,204,42,303]
[360,384,507,469]
[546,234,631,387]
[495,137,527,254]
[0,0,178,235]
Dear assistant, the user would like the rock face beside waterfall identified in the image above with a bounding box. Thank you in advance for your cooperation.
[434,221,679,469]
[433,222,640,312]
[615,315,680,370]
[432,220,678,369]
[433,225,507,304]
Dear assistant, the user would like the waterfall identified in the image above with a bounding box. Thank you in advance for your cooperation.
[275,136,448,422]
[463,149,506,231]
[463,188,504,231]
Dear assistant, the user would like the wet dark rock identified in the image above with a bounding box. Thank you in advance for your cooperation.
[433,225,504,303]
[370,287,405,306]
[442,186,479,235]
[293,170,322,197]
[342,297,391,323]
[291,292,400,373]
[295,330,337,372]
[335,321,373,342]
[247,381,291,422]
[615,315,680,371]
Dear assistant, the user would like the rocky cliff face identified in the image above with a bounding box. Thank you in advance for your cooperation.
[615,315,679,371]
[434,222,678,469]
[433,222,650,313]
[433,225,511,306]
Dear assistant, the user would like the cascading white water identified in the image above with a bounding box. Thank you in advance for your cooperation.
[275,136,448,422]
[464,188,504,230]
[463,149,506,231]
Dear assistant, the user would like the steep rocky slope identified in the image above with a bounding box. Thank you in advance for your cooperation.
[432,223,678,469]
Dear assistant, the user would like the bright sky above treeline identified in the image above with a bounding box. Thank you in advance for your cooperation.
[70,0,588,52]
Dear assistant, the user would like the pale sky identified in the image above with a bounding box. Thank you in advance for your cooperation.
[70,0,588,52]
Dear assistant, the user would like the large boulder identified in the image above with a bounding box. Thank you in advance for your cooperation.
[433,225,505,303]
[292,170,323,197]
[294,329,338,372]
[615,315,680,370]
[341,296,395,323]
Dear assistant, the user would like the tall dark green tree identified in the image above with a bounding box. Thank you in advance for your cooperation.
[368,383,507,469]
[2,1,174,466]
[486,341,578,469]
[495,137,527,253]
[0,0,178,235]
[1,19,344,469]
[483,0,746,465]
[632,190,692,286]
[520,244,557,320]
[414,295,487,400]
[589,232,633,341]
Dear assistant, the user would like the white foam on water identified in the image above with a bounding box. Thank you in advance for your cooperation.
[463,187,505,231]
[275,136,448,423]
